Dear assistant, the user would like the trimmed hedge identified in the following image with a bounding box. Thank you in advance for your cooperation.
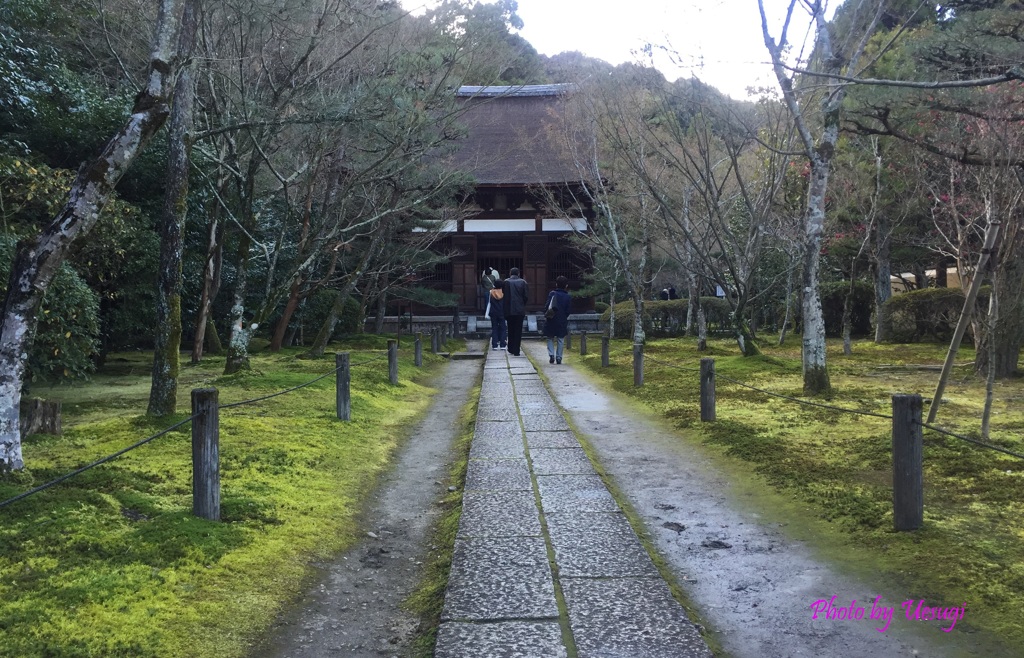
[879,287,971,343]
[600,297,734,338]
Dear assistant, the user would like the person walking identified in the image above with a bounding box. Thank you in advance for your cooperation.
[480,267,497,313]
[543,276,572,364]
[486,278,507,350]
[503,267,529,356]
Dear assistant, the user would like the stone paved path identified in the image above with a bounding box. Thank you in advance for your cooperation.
[435,348,713,658]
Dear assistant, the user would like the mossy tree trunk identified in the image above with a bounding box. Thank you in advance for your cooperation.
[149,1,198,416]
[733,312,761,357]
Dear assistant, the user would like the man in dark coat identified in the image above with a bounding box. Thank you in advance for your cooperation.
[502,267,529,356]
[543,276,572,364]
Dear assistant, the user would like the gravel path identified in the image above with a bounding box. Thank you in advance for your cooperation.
[250,351,483,658]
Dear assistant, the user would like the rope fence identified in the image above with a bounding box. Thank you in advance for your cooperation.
[585,337,1024,532]
[1,340,432,516]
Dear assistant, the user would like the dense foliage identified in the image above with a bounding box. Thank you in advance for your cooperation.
[0,237,100,384]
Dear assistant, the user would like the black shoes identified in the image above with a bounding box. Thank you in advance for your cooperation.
[556,357,562,364]
[549,355,555,364]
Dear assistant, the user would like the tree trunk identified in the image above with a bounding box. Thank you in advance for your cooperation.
[608,283,617,338]
[975,247,1024,379]
[873,215,892,342]
[374,290,387,335]
[308,290,345,358]
[779,264,794,345]
[148,0,198,416]
[801,158,833,395]
[842,266,857,357]
[981,288,998,438]
[270,279,302,351]
[222,158,260,375]
[205,318,223,354]
[192,211,224,363]
[224,252,253,375]
[0,0,191,471]
[631,290,646,346]
[732,306,761,356]
[928,217,1001,423]
[697,305,707,351]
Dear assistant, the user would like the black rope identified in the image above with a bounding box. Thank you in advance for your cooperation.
[643,354,1024,460]
[644,355,702,374]
[0,415,197,510]
[2,352,397,511]
[349,353,389,368]
[715,373,894,420]
[218,354,387,410]
[920,422,1024,461]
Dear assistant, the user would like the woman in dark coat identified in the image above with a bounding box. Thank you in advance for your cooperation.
[543,276,572,364]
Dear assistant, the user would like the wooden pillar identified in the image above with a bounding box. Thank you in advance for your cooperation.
[388,339,398,385]
[191,388,220,521]
[414,332,423,367]
[892,394,924,531]
[700,358,716,422]
[566,332,572,350]
[580,331,588,355]
[633,343,644,387]
[336,352,351,421]
[601,336,610,367]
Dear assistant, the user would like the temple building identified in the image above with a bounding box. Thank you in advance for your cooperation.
[420,84,595,315]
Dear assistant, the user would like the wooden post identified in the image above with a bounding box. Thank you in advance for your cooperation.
[580,331,588,355]
[452,308,461,338]
[336,352,351,421]
[191,387,220,521]
[892,394,924,531]
[388,339,398,385]
[431,328,439,354]
[700,358,716,422]
[566,332,572,350]
[414,332,423,367]
[633,343,644,387]
[601,336,610,367]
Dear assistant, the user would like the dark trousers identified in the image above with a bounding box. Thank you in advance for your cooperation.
[506,315,525,355]
[491,317,507,348]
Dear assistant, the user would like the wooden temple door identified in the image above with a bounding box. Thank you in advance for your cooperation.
[523,236,548,310]
[451,236,478,310]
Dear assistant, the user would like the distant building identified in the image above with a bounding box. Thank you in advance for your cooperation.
[418,85,594,314]
[890,267,963,295]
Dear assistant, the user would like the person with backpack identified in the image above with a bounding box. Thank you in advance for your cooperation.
[485,278,507,350]
[543,276,572,364]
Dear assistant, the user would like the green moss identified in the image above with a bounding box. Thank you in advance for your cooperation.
[0,343,451,658]
[576,336,1023,653]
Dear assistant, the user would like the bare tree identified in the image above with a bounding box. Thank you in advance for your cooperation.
[1,0,196,471]
[758,0,887,393]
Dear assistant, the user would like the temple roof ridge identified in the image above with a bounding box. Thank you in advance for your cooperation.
[456,84,573,98]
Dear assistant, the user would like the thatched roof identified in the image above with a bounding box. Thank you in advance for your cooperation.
[451,85,580,186]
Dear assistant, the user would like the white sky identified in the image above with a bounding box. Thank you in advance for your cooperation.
[402,0,823,99]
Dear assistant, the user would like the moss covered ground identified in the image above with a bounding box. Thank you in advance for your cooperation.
[577,336,1024,651]
[0,337,457,658]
